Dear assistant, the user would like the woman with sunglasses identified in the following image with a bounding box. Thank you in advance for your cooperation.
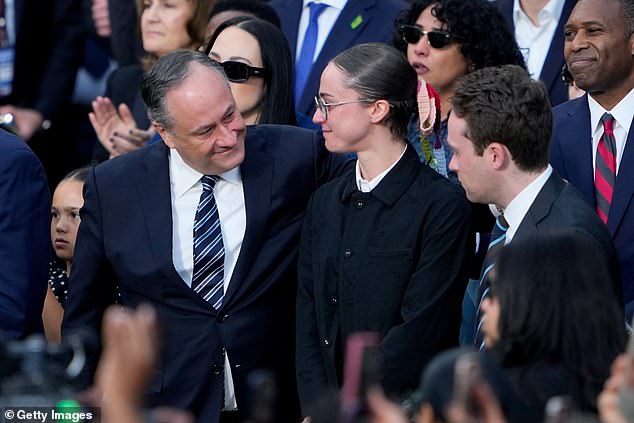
[89,0,211,161]
[394,0,524,181]
[205,16,296,126]
[296,42,473,417]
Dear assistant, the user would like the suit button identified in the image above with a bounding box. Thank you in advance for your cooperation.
[211,364,223,375]
[355,200,365,209]
[323,339,331,347]
[218,314,228,323]
[344,249,352,258]
[330,296,338,305]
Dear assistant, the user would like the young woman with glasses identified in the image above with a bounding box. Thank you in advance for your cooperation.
[296,42,473,417]
[394,0,525,182]
[205,16,296,126]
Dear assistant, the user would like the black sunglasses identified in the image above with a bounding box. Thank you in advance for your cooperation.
[217,60,267,83]
[399,24,453,49]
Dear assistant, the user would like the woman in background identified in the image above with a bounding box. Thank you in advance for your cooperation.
[42,167,90,343]
[205,16,296,125]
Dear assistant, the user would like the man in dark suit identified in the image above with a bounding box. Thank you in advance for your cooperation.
[451,65,621,345]
[0,130,51,340]
[62,50,347,423]
[550,0,634,317]
[496,0,576,106]
[270,0,407,126]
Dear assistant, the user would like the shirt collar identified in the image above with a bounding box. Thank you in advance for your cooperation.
[355,145,407,193]
[302,0,347,10]
[588,88,634,138]
[502,165,553,243]
[513,0,565,25]
[169,149,242,198]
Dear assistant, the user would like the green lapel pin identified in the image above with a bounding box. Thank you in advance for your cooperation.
[350,14,363,30]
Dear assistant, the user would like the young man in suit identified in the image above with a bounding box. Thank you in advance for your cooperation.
[450,65,622,346]
[0,130,50,340]
[497,0,576,106]
[62,51,348,423]
[270,0,408,127]
[550,0,634,318]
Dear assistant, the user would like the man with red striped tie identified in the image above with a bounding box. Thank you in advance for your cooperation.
[550,0,634,318]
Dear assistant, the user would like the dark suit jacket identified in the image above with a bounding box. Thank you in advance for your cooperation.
[6,0,83,120]
[271,0,408,118]
[497,0,576,107]
[296,145,473,411]
[0,130,50,339]
[63,125,348,422]
[462,171,622,344]
[551,95,633,315]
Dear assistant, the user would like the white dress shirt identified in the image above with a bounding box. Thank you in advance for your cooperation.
[513,0,566,80]
[296,0,348,63]
[169,149,246,410]
[588,89,634,177]
[502,165,553,243]
[355,146,407,192]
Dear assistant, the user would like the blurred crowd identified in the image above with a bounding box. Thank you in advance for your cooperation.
[1,0,634,422]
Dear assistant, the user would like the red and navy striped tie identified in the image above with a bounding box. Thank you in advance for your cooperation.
[595,113,617,224]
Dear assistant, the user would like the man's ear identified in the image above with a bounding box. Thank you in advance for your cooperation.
[153,122,174,148]
[368,99,391,124]
[487,141,510,171]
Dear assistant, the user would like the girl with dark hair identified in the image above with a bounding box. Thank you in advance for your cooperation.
[481,230,626,415]
[296,42,472,416]
[205,16,296,125]
[394,0,525,180]
[43,167,91,343]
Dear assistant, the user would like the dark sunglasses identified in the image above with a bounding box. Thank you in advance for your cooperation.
[217,60,267,83]
[399,24,453,49]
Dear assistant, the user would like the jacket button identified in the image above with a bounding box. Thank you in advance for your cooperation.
[344,249,352,258]
[211,364,223,375]
[330,296,338,305]
[355,199,365,209]
[217,314,228,323]
[323,339,331,347]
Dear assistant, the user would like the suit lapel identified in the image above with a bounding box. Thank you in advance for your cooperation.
[297,0,377,115]
[222,130,274,308]
[608,120,634,235]
[561,96,595,205]
[278,0,302,60]
[137,143,193,288]
[514,173,563,240]
[539,0,575,95]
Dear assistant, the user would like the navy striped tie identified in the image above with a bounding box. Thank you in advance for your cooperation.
[474,215,508,350]
[192,175,225,309]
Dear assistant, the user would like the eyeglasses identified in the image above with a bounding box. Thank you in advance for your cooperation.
[314,96,375,120]
[217,60,267,83]
[399,24,453,49]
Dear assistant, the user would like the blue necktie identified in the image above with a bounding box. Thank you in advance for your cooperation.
[474,215,509,350]
[294,2,328,105]
[192,175,225,309]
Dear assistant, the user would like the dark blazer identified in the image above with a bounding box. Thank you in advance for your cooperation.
[551,95,634,315]
[462,171,622,344]
[296,145,473,410]
[7,0,83,120]
[63,125,348,422]
[0,130,50,339]
[271,0,408,118]
[497,0,576,106]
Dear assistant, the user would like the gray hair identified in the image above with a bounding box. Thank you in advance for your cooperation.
[140,49,228,130]
[331,43,417,139]
[619,0,634,37]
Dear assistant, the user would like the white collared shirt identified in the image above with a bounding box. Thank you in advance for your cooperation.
[513,0,566,80]
[355,146,407,192]
[4,0,15,45]
[296,0,348,62]
[169,148,246,410]
[588,89,634,176]
[502,165,553,243]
